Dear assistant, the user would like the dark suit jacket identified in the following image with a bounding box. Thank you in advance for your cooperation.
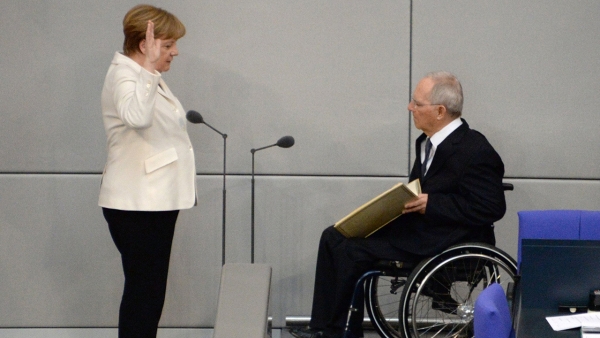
[386,119,506,256]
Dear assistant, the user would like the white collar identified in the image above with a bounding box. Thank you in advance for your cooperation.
[429,118,463,147]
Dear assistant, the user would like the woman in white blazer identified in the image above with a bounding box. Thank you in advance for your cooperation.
[99,5,196,338]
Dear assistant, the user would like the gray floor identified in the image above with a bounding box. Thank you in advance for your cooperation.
[280,329,381,338]
[0,329,210,338]
[0,328,382,338]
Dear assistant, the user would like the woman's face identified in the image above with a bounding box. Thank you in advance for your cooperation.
[155,39,179,73]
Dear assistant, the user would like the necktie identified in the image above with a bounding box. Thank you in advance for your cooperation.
[421,138,432,177]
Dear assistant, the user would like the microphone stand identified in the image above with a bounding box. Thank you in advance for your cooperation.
[250,137,294,263]
[250,147,268,264]
[202,122,228,266]
[251,150,255,264]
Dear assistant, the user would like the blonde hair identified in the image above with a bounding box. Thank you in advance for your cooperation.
[122,4,186,56]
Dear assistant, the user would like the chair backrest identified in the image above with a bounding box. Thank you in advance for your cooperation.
[517,210,600,266]
[580,211,600,240]
[474,283,515,338]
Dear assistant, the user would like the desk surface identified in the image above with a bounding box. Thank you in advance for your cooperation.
[516,308,579,338]
[516,239,600,338]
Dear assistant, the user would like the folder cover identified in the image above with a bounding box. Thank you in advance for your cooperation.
[334,179,420,238]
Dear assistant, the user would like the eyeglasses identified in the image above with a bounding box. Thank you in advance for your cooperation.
[410,99,441,109]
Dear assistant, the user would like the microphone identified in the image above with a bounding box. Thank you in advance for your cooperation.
[251,135,295,153]
[186,110,225,137]
[276,135,295,148]
[186,110,204,124]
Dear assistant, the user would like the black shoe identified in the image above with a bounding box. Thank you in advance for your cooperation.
[289,327,326,338]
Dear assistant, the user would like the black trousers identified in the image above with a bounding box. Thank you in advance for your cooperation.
[309,225,421,336]
[103,208,179,338]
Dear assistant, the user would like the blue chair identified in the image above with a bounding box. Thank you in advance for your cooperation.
[580,210,600,240]
[517,210,581,267]
[474,283,515,338]
[518,210,600,267]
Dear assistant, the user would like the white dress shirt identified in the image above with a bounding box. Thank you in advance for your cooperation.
[421,118,463,175]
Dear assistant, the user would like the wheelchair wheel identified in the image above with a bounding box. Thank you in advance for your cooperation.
[399,243,517,338]
[364,274,405,338]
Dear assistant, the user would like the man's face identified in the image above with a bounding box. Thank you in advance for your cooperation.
[408,77,440,136]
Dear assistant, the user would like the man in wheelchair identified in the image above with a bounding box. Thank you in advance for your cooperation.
[290,71,507,338]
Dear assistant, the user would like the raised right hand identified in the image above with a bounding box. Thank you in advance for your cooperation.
[141,20,162,72]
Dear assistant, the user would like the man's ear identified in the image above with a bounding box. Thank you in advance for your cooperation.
[436,105,447,120]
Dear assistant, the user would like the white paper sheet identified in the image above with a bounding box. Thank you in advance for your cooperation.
[546,313,600,331]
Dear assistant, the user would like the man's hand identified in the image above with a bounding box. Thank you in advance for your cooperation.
[403,193,428,215]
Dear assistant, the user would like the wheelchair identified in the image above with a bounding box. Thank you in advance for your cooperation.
[344,185,518,338]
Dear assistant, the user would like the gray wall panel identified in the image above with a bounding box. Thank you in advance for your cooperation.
[172,1,411,176]
[0,0,411,176]
[0,1,115,172]
[251,176,409,326]
[0,175,223,327]
[0,175,119,326]
[411,0,600,179]
[162,176,224,327]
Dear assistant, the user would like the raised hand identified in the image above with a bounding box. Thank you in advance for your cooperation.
[142,20,162,72]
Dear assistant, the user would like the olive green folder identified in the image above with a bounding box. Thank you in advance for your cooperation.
[334,179,420,238]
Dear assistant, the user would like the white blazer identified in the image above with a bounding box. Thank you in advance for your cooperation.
[99,52,197,211]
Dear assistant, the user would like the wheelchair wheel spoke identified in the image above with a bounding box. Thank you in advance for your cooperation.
[399,245,517,338]
[365,275,404,337]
